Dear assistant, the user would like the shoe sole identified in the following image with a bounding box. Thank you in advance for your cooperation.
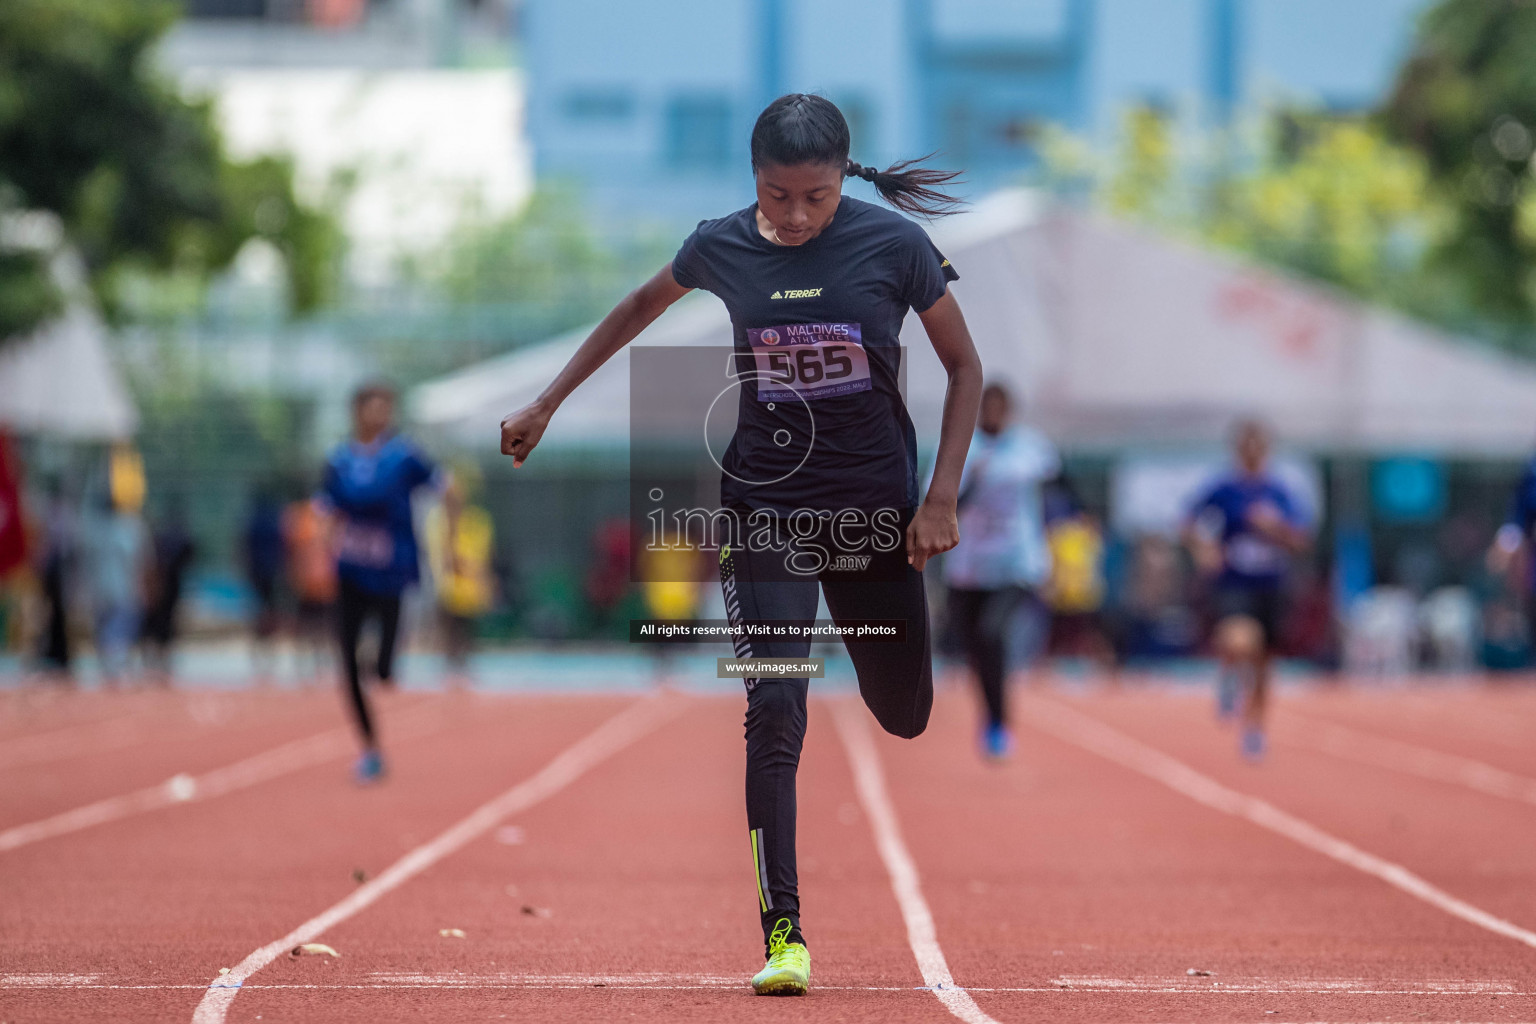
[752,980,808,996]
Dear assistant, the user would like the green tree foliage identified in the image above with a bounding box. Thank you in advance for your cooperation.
[207,154,341,314]
[0,0,338,339]
[422,186,674,329]
[0,250,62,341]
[1208,118,1439,305]
[1105,107,1177,219]
[130,346,316,566]
[1384,0,1536,327]
[1092,109,1442,313]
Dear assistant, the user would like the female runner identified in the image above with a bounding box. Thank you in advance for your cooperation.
[499,93,982,995]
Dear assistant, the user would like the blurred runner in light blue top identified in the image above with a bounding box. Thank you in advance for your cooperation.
[943,391,1059,591]
[940,383,1059,759]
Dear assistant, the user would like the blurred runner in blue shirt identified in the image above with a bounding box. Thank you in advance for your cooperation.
[1183,420,1309,761]
[1488,453,1536,663]
[322,382,438,783]
[942,383,1059,760]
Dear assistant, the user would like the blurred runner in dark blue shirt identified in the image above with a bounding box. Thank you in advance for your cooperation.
[1183,420,1309,761]
[321,382,438,783]
[1488,454,1536,663]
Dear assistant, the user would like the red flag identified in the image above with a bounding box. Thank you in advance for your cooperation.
[0,433,27,577]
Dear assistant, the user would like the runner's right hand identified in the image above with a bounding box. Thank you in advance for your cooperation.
[1191,535,1224,577]
[500,402,551,467]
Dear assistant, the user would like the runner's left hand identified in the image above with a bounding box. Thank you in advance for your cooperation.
[906,500,959,572]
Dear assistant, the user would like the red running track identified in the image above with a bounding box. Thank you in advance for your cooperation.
[1,679,1535,1023]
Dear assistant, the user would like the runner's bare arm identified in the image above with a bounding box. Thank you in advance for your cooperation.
[1488,524,1525,576]
[500,265,692,466]
[906,288,984,571]
[1247,504,1310,553]
[1181,518,1224,577]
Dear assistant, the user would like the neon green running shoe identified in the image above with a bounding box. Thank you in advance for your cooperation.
[751,918,810,996]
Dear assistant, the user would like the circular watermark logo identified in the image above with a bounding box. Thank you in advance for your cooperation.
[703,371,816,487]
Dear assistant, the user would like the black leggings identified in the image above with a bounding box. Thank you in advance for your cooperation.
[719,507,932,947]
[40,558,70,670]
[337,578,402,748]
[947,586,1028,729]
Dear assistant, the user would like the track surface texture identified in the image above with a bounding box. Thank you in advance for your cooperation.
[2,677,1535,1023]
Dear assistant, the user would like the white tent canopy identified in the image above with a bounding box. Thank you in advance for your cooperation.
[0,304,137,440]
[410,189,1536,457]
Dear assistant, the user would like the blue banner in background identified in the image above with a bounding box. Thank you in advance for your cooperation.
[1371,458,1446,523]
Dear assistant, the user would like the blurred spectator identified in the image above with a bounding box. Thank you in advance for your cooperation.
[584,518,633,636]
[1121,534,1199,659]
[142,503,196,682]
[1487,449,1536,666]
[35,481,75,678]
[244,487,286,678]
[1480,596,1529,671]
[0,435,25,581]
[1044,506,1115,671]
[1343,586,1418,676]
[636,543,705,685]
[1419,586,1478,672]
[84,492,150,685]
[1282,564,1339,669]
[283,495,337,684]
[425,470,496,685]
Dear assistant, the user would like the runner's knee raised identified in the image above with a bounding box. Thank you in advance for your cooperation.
[1216,615,1263,660]
[864,671,932,739]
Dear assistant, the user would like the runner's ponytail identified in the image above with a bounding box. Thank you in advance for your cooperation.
[844,157,964,218]
[751,94,965,218]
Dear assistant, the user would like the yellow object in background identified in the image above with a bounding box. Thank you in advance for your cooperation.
[639,546,703,620]
[109,444,145,513]
[1047,516,1105,614]
[643,580,701,620]
[426,502,496,617]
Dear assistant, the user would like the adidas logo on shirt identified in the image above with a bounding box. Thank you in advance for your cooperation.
[772,288,823,299]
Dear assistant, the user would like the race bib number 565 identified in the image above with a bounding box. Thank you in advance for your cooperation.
[747,322,870,402]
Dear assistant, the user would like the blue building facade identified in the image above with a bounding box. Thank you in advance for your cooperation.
[524,0,1429,224]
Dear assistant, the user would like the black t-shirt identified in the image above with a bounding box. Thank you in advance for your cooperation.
[671,196,959,514]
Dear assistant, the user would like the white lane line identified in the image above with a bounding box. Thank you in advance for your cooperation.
[0,703,446,854]
[1285,713,1536,807]
[1019,695,1536,951]
[0,973,106,986]
[371,971,746,986]
[0,729,346,853]
[362,972,1525,995]
[191,694,681,1024]
[9,971,1524,996]
[831,701,1003,1024]
[1044,974,1521,994]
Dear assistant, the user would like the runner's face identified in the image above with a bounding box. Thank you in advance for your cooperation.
[979,391,1010,435]
[355,396,394,439]
[1236,427,1268,473]
[755,162,843,245]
